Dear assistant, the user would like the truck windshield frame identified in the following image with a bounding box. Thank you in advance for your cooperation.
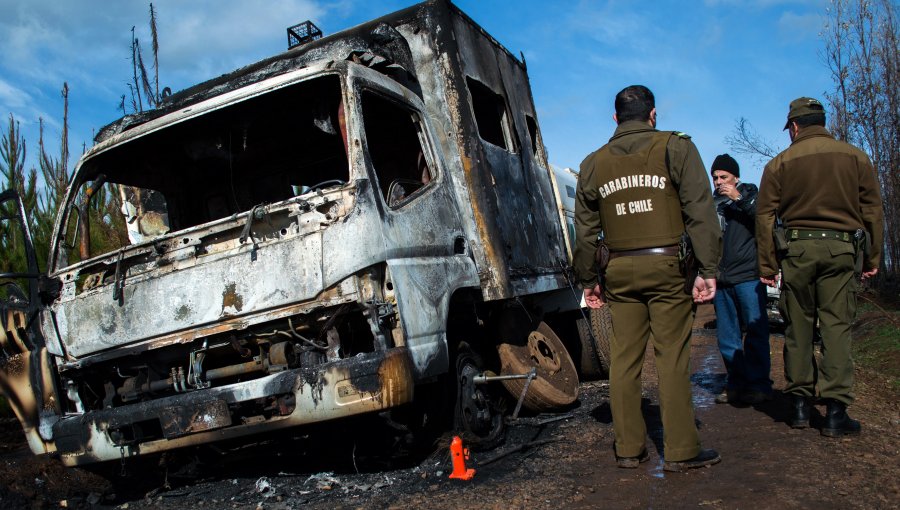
[52,72,351,271]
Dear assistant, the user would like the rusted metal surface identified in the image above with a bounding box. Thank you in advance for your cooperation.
[160,399,232,438]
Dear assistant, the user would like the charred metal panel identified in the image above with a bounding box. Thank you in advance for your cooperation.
[342,64,477,378]
[383,2,568,301]
[447,11,568,297]
[160,399,231,438]
[404,10,512,301]
[49,176,391,360]
[51,229,326,358]
[385,256,479,378]
[387,21,498,292]
[53,347,414,466]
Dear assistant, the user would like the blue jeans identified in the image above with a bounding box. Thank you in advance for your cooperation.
[713,280,772,393]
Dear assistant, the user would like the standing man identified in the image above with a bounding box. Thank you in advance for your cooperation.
[710,154,773,405]
[756,97,884,437]
[574,85,722,472]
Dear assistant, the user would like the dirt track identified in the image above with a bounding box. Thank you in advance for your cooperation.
[1,304,898,509]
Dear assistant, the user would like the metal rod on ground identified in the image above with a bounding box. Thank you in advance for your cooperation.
[473,372,534,384]
[477,437,561,466]
[511,368,537,420]
[536,412,574,426]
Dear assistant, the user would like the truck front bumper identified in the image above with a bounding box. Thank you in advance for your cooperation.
[51,347,414,466]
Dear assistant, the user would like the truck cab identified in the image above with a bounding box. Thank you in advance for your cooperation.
[1,0,598,467]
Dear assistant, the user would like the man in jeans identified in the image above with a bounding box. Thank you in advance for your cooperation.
[710,154,772,405]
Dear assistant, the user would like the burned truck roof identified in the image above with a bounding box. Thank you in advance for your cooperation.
[96,0,524,145]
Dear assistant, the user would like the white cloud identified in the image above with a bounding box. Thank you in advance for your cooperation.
[0,78,32,109]
[777,10,824,41]
[147,0,327,91]
[567,1,650,50]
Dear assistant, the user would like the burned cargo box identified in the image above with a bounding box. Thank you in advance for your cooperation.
[0,0,590,467]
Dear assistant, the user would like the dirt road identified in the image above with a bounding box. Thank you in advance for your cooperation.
[1,304,897,509]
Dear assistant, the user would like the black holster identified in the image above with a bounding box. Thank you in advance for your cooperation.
[678,232,698,294]
[773,225,789,256]
[595,240,610,278]
[853,228,868,275]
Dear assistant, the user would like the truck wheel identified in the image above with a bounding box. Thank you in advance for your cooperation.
[589,307,613,375]
[498,321,578,412]
[575,316,604,380]
[454,343,505,450]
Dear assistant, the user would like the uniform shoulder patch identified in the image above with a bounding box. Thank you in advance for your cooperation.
[672,131,691,139]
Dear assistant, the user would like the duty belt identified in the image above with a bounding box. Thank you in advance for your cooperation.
[609,245,679,261]
[788,229,852,242]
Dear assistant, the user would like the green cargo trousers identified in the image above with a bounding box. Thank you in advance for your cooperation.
[779,238,857,404]
[605,254,701,462]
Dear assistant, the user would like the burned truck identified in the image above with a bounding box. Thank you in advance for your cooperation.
[0,0,608,467]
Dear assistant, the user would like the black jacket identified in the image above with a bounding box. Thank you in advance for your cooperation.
[716,182,759,285]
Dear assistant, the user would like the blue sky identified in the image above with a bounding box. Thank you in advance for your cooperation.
[0,0,830,188]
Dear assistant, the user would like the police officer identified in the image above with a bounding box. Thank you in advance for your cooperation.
[574,85,722,472]
[756,97,884,437]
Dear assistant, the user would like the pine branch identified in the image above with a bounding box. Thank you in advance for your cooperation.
[150,3,160,103]
[131,27,143,112]
[136,42,155,108]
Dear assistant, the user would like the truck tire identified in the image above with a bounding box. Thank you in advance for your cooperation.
[589,307,613,375]
[575,316,604,380]
[454,343,505,450]
[498,321,578,412]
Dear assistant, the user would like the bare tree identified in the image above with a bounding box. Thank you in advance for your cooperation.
[124,5,163,113]
[130,26,144,112]
[724,117,782,166]
[150,3,160,102]
[137,41,155,108]
[37,85,72,224]
[822,0,900,278]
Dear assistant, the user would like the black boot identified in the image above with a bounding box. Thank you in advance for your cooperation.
[822,399,861,437]
[789,394,810,429]
[663,449,721,472]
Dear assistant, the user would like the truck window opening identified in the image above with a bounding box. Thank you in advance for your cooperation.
[63,75,348,263]
[466,76,514,152]
[361,91,433,207]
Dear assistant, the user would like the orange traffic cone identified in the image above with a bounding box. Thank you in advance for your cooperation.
[448,435,476,480]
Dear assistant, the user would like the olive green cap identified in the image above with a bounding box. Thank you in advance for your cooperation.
[784,97,825,130]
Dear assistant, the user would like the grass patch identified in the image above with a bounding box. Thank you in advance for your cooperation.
[853,314,900,391]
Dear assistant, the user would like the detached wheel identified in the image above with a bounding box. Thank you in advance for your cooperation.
[588,307,613,375]
[498,321,579,412]
[454,344,505,450]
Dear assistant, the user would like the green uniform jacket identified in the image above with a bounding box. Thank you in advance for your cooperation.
[573,121,722,287]
[756,125,884,278]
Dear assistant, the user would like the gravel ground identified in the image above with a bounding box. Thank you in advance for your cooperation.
[1,304,897,509]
